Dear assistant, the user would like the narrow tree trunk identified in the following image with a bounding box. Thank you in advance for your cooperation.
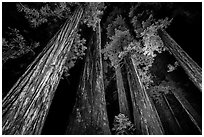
[158,29,202,92]
[162,94,183,134]
[115,65,130,118]
[149,93,183,134]
[125,56,164,135]
[2,7,83,135]
[171,89,202,133]
[66,21,111,135]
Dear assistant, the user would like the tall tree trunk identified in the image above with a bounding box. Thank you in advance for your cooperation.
[115,65,130,118]
[150,93,183,134]
[2,7,83,135]
[171,89,202,133]
[164,93,201,134]
[66,21,111,135]
[125,57,164,135]
[158,29,202,92]
[162,94,183,134]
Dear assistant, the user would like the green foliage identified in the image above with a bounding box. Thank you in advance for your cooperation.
[103,12,171,89]
[129,2,172,38]
[132,16,171,88]
[103,15,132,68]
[2,27,40,64]
[82,2,105,30]
[112,113,136,135]
[140,17,171,58]
[103,29,133,68]
[16,2,78,27]
[106,15,128,38]
[105,7,122,28]
[62,29,86,77]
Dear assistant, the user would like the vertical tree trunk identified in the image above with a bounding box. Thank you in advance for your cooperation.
[66,21,111,135]
[158,29,202,92]
[115,65,130,118]
[125,57,164,135]
[2,7,83,135]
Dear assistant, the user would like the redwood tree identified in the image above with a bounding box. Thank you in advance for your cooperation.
[2,2,202,135]
[126,57,164,134]
[66,21,111,135]
[158,29,202,92]
[2,6,83,135]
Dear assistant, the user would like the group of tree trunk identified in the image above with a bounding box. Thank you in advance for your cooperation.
[2,7,202,135]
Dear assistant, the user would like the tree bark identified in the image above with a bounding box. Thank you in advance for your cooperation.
[125,56,164,135]
[66,21,111,135]
[2,7,83,135]
[158,29,202,92]
[171,89,202,133]
[115,65,130,118]
[161,94,183,134]
[150,93,183,134]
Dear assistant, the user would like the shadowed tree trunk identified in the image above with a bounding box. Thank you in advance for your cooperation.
[115,64,130,118]
[66,21,111,135]
[171,89,202,133]
[150,93,183,134]
[125,56,164,135]
[164,93,201,134]
[158,29,202,92]
[2,7,83,135]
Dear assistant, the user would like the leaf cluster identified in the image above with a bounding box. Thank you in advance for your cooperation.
[62,30,86,77]
[167,61,179,73]
[16,2,78,28]
[2,28,40,64]
[82,2,105,30]
[103,13,171,88]
[112,113,136,135]
[103,29,133,68]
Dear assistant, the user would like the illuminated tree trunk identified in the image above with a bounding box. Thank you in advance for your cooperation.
[125,57,164,135]
[158,29,202,92]
[66,21,111,135]
[2,7,83,135]
[115,65,130,118]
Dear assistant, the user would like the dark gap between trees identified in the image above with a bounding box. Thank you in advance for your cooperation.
[41,57,85,135]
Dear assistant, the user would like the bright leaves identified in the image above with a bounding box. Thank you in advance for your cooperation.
[103,9,171,90]
[63,30,87,78]
[112,113,136,135]
[16,2,75,28]
[82,2,105,30]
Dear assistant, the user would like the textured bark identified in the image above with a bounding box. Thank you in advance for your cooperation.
[158,29,202,92]
[125,57,164,135]
[66,21,111,135]
[162,94,183,134]
[2,7,83,135]
[150,94,182,134]
[171,89,202,133]
[115,65,130,118]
